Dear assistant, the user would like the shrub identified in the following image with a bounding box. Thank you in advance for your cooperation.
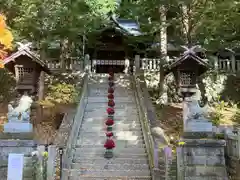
[39,83,79,107]
[0,69,16,102]
[209,98,226,126]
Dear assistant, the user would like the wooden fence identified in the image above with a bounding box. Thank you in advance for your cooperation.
[140,58,240,73]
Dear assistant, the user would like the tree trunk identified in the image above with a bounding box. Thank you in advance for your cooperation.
[158,4,168,104]
[181,3,192,46]
[37,48,46,123]
[60,38,69,70]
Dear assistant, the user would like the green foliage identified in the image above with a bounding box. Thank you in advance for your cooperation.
[0,69,16,102]
[40,83,79,107]
[231,111,240,124]
[117,0,240,48]
[209,98,226,126]
[214,133,225,139]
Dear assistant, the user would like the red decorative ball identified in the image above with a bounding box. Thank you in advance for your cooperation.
[106,131,113,137]
[108,99,115,107]
[105,118,114,126]
[108,87,114,94]
[104,138,115,149]
[107,107,115,115]
[108,93,114,99]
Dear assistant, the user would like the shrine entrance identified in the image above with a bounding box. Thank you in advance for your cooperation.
[95,61,125,73]
[94,50,125,73]
[87,27,131,73]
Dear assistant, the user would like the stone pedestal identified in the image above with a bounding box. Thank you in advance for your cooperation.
[177,139,228,180]
[4,122,33,133]
[184,118,213,138]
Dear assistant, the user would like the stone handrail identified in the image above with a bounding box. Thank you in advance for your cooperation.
[133,72,169,179]
[61,73,88,175]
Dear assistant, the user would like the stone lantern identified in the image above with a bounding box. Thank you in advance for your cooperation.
[165,46,210,98]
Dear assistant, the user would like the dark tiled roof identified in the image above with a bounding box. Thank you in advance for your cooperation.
[111,16,142,36]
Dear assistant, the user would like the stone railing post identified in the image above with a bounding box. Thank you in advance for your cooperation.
[47,145,57,180]
[230,53,236,73]
[209,55,218,70]
[176,147,184,180]
[134,54,140,74]
[237,128,240,159]
[35,145,45,180]
[84,54,90,73]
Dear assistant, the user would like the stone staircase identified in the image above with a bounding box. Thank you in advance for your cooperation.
[65,74,151,180]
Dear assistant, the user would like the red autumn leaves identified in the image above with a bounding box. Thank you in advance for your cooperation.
[104,71,115,150]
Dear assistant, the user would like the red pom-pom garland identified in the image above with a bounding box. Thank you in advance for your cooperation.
[108,93,114,99]
[105,118,114,126]
[108,87,114,93]
[108,99,115,107]
[108,81,114,87]
[107,107,115,115]
[106,131,113,137]
[104,139,115,149]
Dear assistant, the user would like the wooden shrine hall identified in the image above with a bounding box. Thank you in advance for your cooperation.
[86,17,145,73]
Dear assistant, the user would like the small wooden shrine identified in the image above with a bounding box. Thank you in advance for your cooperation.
[165,46,210,97]
[3,43,50,93]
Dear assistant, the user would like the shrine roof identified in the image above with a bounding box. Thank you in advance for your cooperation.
[168,49,210,70]
[3,46,50,73]
[111,16,142,36]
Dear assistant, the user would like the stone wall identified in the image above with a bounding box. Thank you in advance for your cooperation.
[177,139,228,180]
[0,139,37,180]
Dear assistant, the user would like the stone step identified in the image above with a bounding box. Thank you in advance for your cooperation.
[75,138,145,146]
[66,169,151,177]
[77,135,143,143]
[81,122,141,131]
[75,142,145,148]
[68,176,151,180]
[83,111,138,118]
[74,147,146,155]
[88,92,134,97]
[78,130,143,136]
[83,116,140,122]
[88,81,131,85]
[84,107,138,113]
[74,152,147,159]
[79,125,142,132]
[85,103,136,109]
[73,157,149,164]
[78,134,144,142]
[82,117,141,124]
[87,98,134,103]
[71,163,150,171]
